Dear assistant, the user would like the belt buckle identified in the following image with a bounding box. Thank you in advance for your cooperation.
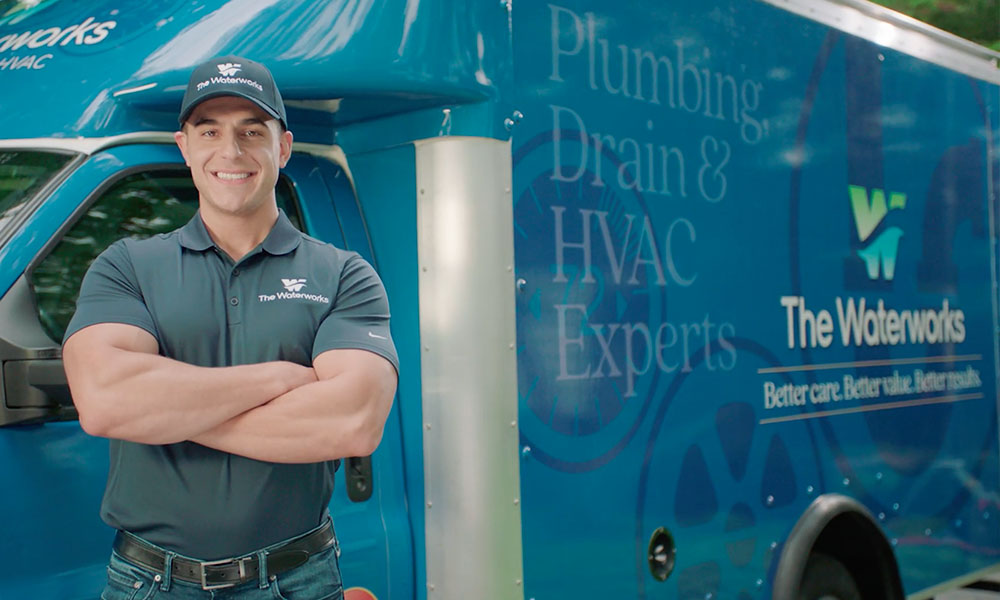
[199,556,249,590]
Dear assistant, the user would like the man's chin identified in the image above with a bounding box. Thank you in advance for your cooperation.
[201,195,274,217]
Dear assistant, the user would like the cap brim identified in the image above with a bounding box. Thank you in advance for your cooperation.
[178,90,284,127]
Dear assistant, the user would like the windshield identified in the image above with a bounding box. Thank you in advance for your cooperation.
[0,150,76,235]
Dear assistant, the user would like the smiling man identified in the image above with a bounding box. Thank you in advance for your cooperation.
[62,56,398,599]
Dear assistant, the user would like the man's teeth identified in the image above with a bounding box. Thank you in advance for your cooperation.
[216,172,251,180]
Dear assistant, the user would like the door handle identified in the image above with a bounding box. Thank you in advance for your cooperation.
[345,455,373,502]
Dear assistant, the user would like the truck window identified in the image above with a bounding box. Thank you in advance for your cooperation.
[30,167,301,343]
[0,150,75,234]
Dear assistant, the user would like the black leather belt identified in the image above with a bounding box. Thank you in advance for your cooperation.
[113,521,335,590]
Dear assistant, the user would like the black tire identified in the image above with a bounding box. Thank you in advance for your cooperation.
[797,552,863,600]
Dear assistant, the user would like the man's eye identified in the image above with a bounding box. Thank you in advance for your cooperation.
[245,130,262,137]
[201,130,217,137]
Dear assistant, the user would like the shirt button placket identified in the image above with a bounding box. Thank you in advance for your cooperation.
[227,267,243,326]
[227,266,246,365]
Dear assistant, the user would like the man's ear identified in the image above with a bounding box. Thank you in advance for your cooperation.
[279,129,293,168]
[173,130,190,166]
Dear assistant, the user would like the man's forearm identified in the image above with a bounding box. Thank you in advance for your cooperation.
[192,370,394,463]
[68,344,315,444]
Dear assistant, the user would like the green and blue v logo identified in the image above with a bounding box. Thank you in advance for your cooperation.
[848,185,905,280]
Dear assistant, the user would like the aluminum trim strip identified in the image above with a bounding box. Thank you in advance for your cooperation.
[761,0,1000,83]
[0,132,176,155]
[0,135,343,161]
[416,137,524,600]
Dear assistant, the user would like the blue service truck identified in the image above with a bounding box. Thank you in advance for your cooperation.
[1,0,999,598]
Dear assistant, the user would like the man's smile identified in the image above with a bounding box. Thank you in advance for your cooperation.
[213,170,255,182]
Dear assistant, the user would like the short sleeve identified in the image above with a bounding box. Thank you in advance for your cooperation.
[312,254,398,372]
[62,240,159,345]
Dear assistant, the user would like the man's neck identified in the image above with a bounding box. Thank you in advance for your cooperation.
[200,203,280,262]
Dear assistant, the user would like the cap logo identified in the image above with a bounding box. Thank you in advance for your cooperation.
[217,62,241,77]
[182,56,285,127]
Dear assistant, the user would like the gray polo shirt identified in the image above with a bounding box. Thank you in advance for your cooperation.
[64,211,398,559]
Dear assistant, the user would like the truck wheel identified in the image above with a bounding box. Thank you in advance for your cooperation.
[797,553,862,600]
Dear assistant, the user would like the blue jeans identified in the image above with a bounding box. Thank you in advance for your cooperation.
[100,527,343,600]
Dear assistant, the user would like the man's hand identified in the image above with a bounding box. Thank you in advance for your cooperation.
[192,348,398,463]
[64,322,317,445]
[277,361,321,391]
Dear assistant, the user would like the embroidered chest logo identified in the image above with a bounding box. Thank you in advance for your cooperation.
[259,278,330,304]
[281,278,307,292]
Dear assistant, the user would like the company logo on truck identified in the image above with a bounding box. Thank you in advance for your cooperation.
[849,184,905,281]
[0,16,117,71]
[779,295,965,349]
[776,184,967,350]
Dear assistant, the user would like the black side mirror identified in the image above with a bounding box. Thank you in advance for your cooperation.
[0,276,76,427]
[1,357,75,426]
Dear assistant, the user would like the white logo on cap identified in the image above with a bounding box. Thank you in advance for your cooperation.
[217,63,242,77]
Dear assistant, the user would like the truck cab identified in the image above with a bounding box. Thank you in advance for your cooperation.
[0,0,515,596]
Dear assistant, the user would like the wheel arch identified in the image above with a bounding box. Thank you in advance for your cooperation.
[772,494,903,600]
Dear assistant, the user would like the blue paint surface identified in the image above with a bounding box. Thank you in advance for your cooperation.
[346,143,426,599]
[0,0,510,141]
[510,0,1000,598]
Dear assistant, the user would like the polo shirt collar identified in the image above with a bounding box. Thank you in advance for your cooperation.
[177,213,214,251]
[261,210,302,255]
[177,210,302,255]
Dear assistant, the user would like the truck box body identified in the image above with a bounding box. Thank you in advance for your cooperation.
[1,0,998,598]
[512,1,1000,597]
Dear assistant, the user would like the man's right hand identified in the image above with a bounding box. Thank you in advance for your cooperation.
[64,322,316,445]
[278,361,320,394]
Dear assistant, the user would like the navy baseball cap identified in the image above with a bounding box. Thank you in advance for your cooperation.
[178,55,286,129]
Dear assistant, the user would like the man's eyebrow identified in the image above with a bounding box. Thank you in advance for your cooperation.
[190,117,267,127]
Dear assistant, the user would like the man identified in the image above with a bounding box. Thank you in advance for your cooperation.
[62,55,398,599]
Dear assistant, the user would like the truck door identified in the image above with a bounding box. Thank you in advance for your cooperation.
[282,151,415,600]
[0,143,412,599]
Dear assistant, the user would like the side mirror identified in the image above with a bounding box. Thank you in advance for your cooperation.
[1,357,75,426]
[0,276,76,427]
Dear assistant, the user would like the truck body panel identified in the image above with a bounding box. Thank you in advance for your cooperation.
[0,0,508,141]
[509,1,1000,597]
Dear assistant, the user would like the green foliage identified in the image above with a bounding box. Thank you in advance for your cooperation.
[31,171,199,342]
[870,0,1000,50]
[28,170,303,344]
[0,151,73,219]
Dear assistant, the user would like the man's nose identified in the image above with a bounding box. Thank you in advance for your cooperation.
[219,131,243,158]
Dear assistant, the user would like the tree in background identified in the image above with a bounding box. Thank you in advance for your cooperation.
[870,0,1000,50]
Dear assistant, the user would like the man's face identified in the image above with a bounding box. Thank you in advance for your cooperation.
[174,96,292,218]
